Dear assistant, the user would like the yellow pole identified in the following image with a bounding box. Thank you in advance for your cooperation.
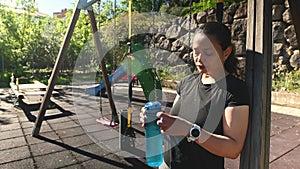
[16,78,19,91]
[128,0,132,39]
[127,0,132,128]
[127,107,132,127]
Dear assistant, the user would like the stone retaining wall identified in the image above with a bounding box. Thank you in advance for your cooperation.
[150,0,299,75]
[272,91,300,108]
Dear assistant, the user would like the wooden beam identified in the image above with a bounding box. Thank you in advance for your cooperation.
[216,0,224,23]
[288,0,300,49]
[240,0,272,168]
[32,4,81,136]
[87,10,119,124]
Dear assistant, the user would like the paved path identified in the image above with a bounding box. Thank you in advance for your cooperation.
[0,86,300,169]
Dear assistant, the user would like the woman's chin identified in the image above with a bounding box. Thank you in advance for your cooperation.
[198,68,207,73]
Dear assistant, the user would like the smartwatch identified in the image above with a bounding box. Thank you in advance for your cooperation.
[187,124,201,142]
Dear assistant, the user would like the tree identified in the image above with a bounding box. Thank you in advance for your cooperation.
[0,1,60,79]
[120,0,165,13]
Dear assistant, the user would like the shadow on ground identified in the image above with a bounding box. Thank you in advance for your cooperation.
[0,117,10,125]
[34,135,151,169]
[18,99,75,122]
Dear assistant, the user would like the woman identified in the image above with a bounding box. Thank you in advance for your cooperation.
[140,22,249,169]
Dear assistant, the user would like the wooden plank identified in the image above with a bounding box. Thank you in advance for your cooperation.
[24,91,59,96]
[10,81,47,91]
[10,81,59,103]
[240,0,272,169]
[12,83,46,90]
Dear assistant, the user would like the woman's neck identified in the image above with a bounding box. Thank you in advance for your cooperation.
[201,73,216,84]
[201,72,229,84]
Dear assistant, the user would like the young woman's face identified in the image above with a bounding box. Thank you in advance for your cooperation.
[193,33,228,76]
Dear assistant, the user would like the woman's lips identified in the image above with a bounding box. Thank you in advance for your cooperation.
[196,62,205,69]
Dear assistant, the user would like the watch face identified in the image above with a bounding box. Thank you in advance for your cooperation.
[191,128,200,137]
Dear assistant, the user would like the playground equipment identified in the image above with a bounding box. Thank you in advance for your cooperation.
[85,43,162,101]
[118,42,163,150]
[85,64,127,96]
[118,0,162,150]
[31,0,163,149]
[32,0,119,136]
[9,74,59,105]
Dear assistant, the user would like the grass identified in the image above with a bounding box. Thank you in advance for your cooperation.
[272,70,300,94]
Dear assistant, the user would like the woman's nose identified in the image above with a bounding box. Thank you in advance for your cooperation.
[194,53,201,61]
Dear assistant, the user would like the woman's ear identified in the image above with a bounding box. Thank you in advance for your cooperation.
[223,46,233,62]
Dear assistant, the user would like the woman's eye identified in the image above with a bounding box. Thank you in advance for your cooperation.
[204,49,213,56]
[204,52,213,56]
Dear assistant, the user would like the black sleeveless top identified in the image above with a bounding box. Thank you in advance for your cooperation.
[165,73,249,169]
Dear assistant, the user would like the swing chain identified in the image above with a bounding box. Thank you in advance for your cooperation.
[112,0,117,94]
[151,0,158,102]
[97,0,101,28]
[97,0,103,117]
[188,0,193,53]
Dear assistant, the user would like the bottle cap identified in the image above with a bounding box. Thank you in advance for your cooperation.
[145,101,161,113]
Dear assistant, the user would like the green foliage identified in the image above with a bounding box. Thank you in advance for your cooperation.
[190,0,217,13]
[272,70,300,93]
[158,69,173,80]
[160,4,187,16]
[160,0,245,16]
[272,60,300,93]
[157,67,187,81]
[0,72,10,88]
[0,4,42,72]
[223,0,245,6]
[0,2,93,81]
[56,75,72,85]
[120,0,165,13]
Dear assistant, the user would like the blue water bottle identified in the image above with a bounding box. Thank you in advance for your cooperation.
[145,101,163,167]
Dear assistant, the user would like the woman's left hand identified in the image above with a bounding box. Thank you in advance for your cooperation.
[156,112,193,136]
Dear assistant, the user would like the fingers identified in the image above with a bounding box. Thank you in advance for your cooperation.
[156,116,164,126]
[156,111,170,119]
[139,112,145,128]
[156,112,174,131]
[141,107,146,114]
[156,112,173,123]
[139,112,145,122]
[139,107,146,128]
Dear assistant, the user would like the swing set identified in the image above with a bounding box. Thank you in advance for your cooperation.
[29,0,227,152]
[31,0,164,148]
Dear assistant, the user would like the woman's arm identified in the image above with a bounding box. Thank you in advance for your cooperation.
[156,105,249,159]
[195,105,249,159]
[172,94,180,106]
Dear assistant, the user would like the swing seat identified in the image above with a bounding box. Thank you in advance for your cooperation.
[96,117,119,127]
